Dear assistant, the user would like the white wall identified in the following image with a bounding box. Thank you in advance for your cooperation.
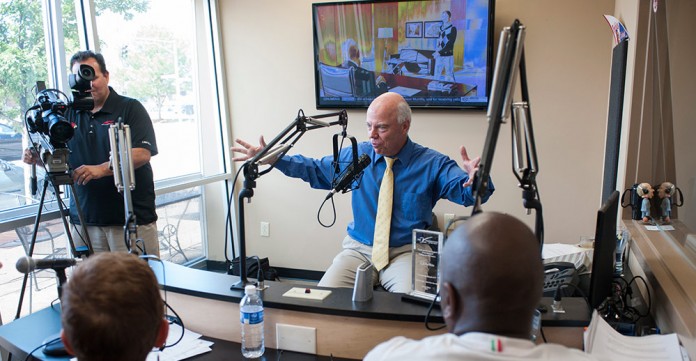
[216,0,614,270]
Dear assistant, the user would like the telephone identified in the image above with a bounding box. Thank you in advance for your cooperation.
[543,261,579,297]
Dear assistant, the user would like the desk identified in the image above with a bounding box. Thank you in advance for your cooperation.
[0,261,591,360]
[380,73,477,98]
[0,307,353,361]
[151,261,590,358]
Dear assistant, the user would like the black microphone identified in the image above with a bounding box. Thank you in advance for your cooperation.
[15,256,79,274]
[326,154,371,199]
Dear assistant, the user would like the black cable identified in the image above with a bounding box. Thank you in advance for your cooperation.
[317,195,337,228]
[424,291,445,331]
[626,275,651,319]
[23,337,61,361]
[553,282,591,311]
[144,255,186,350]
[539,325,547,343]
[224,163,246,263]
[163,300,186,348]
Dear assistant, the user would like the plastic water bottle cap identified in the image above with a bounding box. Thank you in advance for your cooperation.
[244,285,257,295]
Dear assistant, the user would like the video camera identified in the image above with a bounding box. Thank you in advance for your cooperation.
[25,64,96,173]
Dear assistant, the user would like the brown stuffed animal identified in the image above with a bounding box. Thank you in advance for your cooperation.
[636,183,654,223]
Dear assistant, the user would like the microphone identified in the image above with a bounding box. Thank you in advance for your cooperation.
[325,154,371,199]
[15,256,79,274]
[305,117,331,127]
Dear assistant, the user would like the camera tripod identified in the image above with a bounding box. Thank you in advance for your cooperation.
[14,166,94,319]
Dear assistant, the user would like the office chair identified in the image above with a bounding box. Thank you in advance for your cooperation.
[318,63,355,97]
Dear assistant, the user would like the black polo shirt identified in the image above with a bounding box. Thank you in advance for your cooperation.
[66,87,158,226]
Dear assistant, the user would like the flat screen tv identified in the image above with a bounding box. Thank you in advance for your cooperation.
[589,190,619,309]
[312,0,495,109]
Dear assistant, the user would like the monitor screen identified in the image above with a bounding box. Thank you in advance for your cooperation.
[312,0,495,109]
[588,190,619,309]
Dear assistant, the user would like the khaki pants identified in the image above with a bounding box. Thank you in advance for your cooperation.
[317,236,427,293]
[72,222,160,257]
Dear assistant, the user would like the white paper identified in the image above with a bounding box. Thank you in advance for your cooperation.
[585,310,683,361]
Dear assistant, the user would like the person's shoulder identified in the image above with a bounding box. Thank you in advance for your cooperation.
[409,140,447,159]
[533,342,604,360]
[364,335,439,361]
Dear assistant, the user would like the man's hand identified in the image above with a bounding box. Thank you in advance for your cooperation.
[460,145,481,188]
[231,136,266,162]
[22,148,40,165]
[73,163,111,185]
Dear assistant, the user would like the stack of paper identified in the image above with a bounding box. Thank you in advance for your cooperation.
[584,310,687,361]
[146,324,213,361]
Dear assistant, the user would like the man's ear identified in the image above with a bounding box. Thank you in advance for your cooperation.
[156,318,170,349]
[440,282,458,329]
[401,119,411,134]
[60,329,75,356]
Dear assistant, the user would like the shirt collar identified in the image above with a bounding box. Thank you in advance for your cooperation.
[96,86,118,115]
[374,137,414,167]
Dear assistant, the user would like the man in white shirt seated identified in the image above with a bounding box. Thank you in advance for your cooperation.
[365,212,601,361]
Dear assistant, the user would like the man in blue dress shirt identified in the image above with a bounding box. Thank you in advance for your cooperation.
[232,92,493,292]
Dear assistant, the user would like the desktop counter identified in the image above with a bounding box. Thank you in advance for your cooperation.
[151,260,591,359]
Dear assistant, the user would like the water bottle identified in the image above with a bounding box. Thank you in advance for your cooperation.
[240,285,264,358]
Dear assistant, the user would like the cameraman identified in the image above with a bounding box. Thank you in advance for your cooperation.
[23,50,159,257]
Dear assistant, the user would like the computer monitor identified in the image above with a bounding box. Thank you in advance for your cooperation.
[588,190,619,309]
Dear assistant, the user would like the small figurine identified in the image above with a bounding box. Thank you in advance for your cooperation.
[636,183,654,223]
[657,181,675,224]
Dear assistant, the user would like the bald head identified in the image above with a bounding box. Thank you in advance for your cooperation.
[440,212,543,338]
[366,92,412,156]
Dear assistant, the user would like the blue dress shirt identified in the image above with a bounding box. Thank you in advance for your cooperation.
[274,138,494,248]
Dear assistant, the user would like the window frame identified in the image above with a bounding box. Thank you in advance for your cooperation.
[0,0,235,264]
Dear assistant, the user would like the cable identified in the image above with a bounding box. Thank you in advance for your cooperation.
[626,275,651,319]
[317,195,337,228]
[23,337,61,361]
[539,325,547,343]
[144,255,186,350]
[224,163,246,264]
[424,291,445,331]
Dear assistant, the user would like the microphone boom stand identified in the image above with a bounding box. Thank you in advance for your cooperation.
[231,110,348,290]
[470,19,544,248]
[108,117,141,255]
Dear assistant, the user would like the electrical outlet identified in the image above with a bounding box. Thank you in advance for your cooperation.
[444,213,455,229]
[260,222,270,237]
[276,323,316,354]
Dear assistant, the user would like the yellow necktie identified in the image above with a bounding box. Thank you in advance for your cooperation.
[372,157,395,271]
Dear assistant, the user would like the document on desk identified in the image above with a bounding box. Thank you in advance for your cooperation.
[146,323,213,361]
[584,310,686,361]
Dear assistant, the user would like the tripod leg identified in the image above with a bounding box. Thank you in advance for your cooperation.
[15,179,50,320]
[65,183,94,257]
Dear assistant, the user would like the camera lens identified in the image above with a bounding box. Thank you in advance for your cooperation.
[78,64,95,81]
[46,113,74,144]
[80,66,94,79]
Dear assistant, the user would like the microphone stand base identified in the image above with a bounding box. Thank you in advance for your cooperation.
[230,279,256,291]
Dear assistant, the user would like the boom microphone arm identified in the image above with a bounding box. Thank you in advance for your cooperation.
[470,19,544,248]
[231,109,349,290]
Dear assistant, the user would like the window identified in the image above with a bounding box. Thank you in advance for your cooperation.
[0,0,232,317]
